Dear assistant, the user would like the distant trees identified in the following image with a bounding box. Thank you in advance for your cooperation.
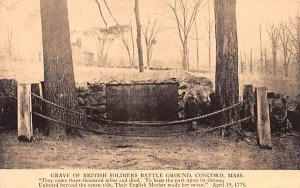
[96,27,115,66]
[94,26,124,66]
[121,22,135,68]
[289,16,300,77]
[249,48,253,74]
[205,0,213,72]
[7,28,13,59]
[239,52,247,74]
[258,18,264,75]
[267,23,280,76]
[142,19,163,69]
[278,22,294,77]
[166,0,203,71]
[94,0,128,67]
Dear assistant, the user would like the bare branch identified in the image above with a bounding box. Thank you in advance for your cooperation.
[94,0,108,27]
[101,0,119,25]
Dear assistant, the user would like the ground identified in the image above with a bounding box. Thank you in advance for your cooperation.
[1,130,299,169]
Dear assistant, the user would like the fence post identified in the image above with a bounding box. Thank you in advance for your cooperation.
[242,85,255,131]
[255,87,272,149]
[17,83,33,142]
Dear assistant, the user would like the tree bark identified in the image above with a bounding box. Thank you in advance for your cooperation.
[214,0,239,126]
[134,0,144,72]
[182,39,189,70]
[40,0,78,137]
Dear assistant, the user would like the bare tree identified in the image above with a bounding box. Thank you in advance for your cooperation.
[205,0,213,72]
[166,0,203,70]
[279,22,294,77]
[142,19,163,69]
[214,0,239,132]
[88,25,127,67]
[195,19,200,70]
[288,16,300,74]
[267,23,280,76]
[135,0,144,72]
[121,22,135,68]
[258,17,264,75]
[264,47,269,75]
[240,52,246,74]
[94,0,119,27]
[97,29,112,66]
[7,27,13,59]
[249,48,253,74]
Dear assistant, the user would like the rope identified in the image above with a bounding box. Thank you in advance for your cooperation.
[191,116,254,134]
[31,92,93,119]
[104,98,253,126]
[32,111,108,134]
[31,91,254,126]
[31,111,254,138]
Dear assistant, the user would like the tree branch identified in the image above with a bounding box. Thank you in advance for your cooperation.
[94,0,108,27]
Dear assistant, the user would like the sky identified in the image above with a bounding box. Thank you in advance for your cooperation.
[0,0,299,70]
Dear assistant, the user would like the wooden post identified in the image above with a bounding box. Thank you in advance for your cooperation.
[242,85,255,131]
[38,82,43,98]
[255,87,272,149]
[17,83,33,142]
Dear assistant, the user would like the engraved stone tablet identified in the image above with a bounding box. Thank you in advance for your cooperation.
[106,83,178,121]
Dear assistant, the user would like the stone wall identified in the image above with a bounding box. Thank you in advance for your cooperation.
[0,79,17,128]
[76,76,214,121]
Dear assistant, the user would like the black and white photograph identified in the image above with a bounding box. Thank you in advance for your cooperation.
[0,0,299,185]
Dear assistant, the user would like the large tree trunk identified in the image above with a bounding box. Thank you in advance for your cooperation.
[134,0,144,72]
[214,0,239,128]
[40,0,78,137]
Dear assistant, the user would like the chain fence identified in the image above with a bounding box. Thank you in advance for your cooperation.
[30,92,255,137]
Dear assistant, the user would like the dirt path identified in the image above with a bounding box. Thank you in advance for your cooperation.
[0,131,299,169]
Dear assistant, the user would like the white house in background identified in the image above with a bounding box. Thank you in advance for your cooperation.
[71,38,94,66]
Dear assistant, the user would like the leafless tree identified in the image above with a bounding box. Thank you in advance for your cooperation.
[240,52,247,74]
[93,0,118,27]
[267,23,280,76]
[93,0,120,67]
[279,22,294,77]
[249,48,253,74]
[135,0,144,72]
[96,29,113,66]
[195,19,200,70]
[166,0,204,70]
[86,25,126,67]
[205,0,213,72]
[142,19,163,69]
[288,16,300,71]
[258,17,264,75]
[7,27,13,59]
[121,22,135,68]
[264,47,269,75]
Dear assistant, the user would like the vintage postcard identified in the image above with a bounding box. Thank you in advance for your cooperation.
[0,0,299,187]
